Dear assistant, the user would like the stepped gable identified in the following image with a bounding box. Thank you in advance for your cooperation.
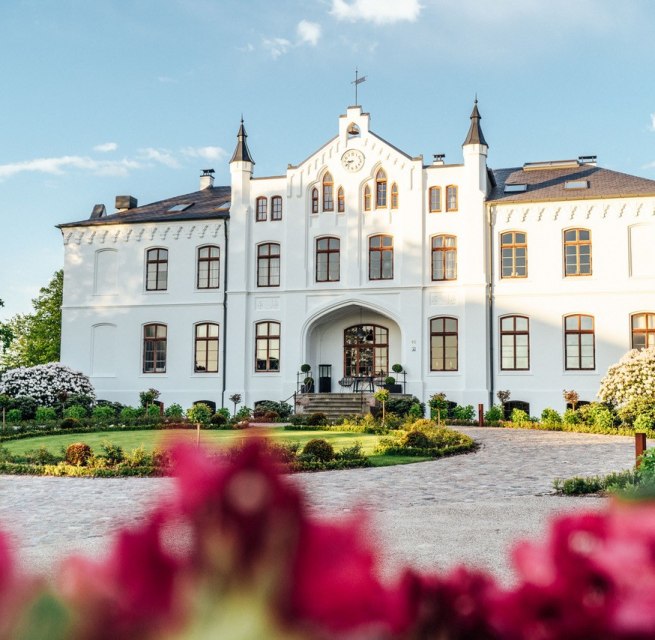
[490,163,655,203]
[58,186,231,228]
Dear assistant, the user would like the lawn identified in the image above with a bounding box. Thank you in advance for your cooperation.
[1,428,432,467]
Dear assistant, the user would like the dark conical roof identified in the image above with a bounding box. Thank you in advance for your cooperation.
[230,118,255,164]
[463,99,488,147]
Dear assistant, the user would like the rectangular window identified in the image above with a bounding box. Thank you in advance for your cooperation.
[431,235,457,281]
[445,185,458,211]
[197,246,220,289]
[369,235,393,280]
[565,315,595,370]
[143,324,167,373]
[257,243,280,287]
[429,187,441,212]
[564,229,592,276]
[271,196,283,221]
[631,313,655,349]
[500,232,527,278]
[430,317,458,371]
[316,237,340,282]
[256,197,267,222]
[500,316,530,370]
[194,323,219,373]
[146,248,168,291]
[255,321,280,372]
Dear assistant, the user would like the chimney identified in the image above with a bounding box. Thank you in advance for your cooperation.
[200,168,215,190]
[578,155,597,166]
[115,195,138,212]
[90,204,106,220]
[433,154,446,165]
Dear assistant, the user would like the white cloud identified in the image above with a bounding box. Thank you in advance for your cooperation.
[650,114,655,132]
[0,155,141,179]
[137,147,181,168]
[181,146,226,161]
[262,37,292,59]
[93,142,118,153]
[157,75,177,84]
[297,20,321,46]
[330,0,421,24]
[238,42,255,53]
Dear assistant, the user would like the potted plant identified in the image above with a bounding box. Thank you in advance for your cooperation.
[300,364,311,374]
[384,376,402,394]
[303,376,315,393]
[391,363,404,374]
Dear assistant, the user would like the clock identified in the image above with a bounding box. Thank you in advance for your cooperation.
[341,149,365,172]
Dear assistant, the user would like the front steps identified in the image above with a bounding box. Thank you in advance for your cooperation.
[297,393,372,420]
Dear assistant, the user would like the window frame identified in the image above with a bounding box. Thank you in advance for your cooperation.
[564,314,595,371]
[430,316,458,372]
[255,321,280,373]
[196,245,220,290]
[429,186,442,213]
[145,248,169,292]
[322,172,334,212]
[375,169,387,209]
[631,312,655,349]
[256,242,281,288]
[311,188,319,214]
[194,322,220,373]
[368,234,394,281]
[445,185,458,212]
[271,196,283,221]
[390,182,399,209]
[431,234,457,281]
[500,315,530,371]
[337,186,345,213]
[500,231,528,279]
[315,236,341,283]
[143,323,167,373]
[363,184,371,211]
[255,196,267,222]
[343,324,389,377]
[563,228,592,277]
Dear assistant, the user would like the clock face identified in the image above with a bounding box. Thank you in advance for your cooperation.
[341,149,365,172]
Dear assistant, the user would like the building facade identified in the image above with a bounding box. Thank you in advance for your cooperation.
[58,103,655,415]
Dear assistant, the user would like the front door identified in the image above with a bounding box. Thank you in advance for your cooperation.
[343,324,388,377]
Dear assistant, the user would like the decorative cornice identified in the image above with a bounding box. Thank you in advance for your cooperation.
[62,222,224,246]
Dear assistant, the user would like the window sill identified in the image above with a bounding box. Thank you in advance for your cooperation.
[562,370,598,376]
[497,371,533,376]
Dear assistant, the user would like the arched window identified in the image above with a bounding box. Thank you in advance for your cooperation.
[631,313,655,349]
[390,182,399,209]
[431,235,457,281]
[145,248,168,291]
[271,196,283,221]
[316,237,340,282]
[256,197,267,222]
[369,234,393,280]
[500,231,527,278]
[194,323,219,373]
[445,185,458,211]
[564,228,592,276]
[500,315,530,371]
[255,321,280,372]
[564,315,595,370]
[429,187,441,213]
[311,188,319,214]
[322,172,334,211]
[197,245,220,289]
[363,185,371,211]
[143,323,167,373]
[376,169,387,208]
[344,325,388,376]
[430,317,458,371]
[257,243,280,287]
[337,186,345,213]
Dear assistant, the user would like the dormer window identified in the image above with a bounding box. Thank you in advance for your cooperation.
[322,172,334,211]
[564,180,589,190]
[504,184,528,193]
[376,169,387,208]
[390,182,399,209]
[363,185,371,211]
[311,188,319,214]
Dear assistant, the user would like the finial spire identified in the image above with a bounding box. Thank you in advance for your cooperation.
[463,97,487,147]
[230,117,255,164]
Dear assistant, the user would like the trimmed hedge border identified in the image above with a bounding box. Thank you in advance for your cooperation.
[499,420,655,439]
[379,442,477,458]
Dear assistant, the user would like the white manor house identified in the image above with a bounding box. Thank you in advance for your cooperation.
[58,102,655,416]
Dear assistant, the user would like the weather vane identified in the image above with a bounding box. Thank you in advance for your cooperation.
[351,68,367,106]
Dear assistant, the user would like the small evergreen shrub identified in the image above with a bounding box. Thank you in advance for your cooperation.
[301,439,335,462]
[635,414,655,431]
[6,409,22,423]
[404,430,431,449]
[100,440,124,464]
[9,396,38,420]
[35,407,57,422]
[145,404,161,420]
[541,408,562,424]
[484,405,503,422]
[510,408,530,424]
[254,400,293,420]
[64,405,88,420]
[119,407,143,423]
[562,409,580,425]
[210,413,228,427]
[452,404,475,421]
[305,412,328,427]
[234,406,252,421]
[164,403,184,418]
[65,443,93,466]
[92,405,116,421]
[60,417,81,429]
[386,396,425,418]
[25,446,59,465]
[408,403,424,420]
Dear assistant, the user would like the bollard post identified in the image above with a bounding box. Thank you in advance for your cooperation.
[635,433,647,468]
[478,403,484,427]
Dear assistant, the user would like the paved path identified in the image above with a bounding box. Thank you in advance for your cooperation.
[0,427,636,583]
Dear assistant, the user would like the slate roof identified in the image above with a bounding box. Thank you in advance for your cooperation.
[490,164,655,203]
[463,100,488,147]
[58,186,231,228]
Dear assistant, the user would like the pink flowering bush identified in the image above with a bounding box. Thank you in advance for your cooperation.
[1,437,655,638]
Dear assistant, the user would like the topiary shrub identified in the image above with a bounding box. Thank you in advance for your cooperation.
[63,405,88,420]
[301,439,334,462]
[187,403,213,426]
[305,412,328,427]
[210,413,228,427]
[0,363,95,408]
[404,430,431,449]
[65,442,93,466]
[60,417,81,429]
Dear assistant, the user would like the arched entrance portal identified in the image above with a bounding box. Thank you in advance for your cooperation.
[304,303,401,391]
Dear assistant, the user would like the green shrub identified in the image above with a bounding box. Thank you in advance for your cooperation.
[60,417,81,429]
[10,396,37,420]
[407,403,424,420]
[305,412,328,427]
[635,414,655,431]
[6,409,22,423]
[385,396,425,418]
[35,407,57,421]
[187,403,213,425]
[510,408,530,423]
[92,405,116,421]
[301,438,335,462]
[210,413,228,427]
[146,404,161,420]
[593,407,615,430]
[254,400,293,420]
[234,406,252,421]
[119,407,143,423]
[100,440,124,464]
[24,446,59,465]
[484,405,503,422]
[139,388,161,408]
[164,403,184,418]
[452,405,475,421]
[65,442,93,466]
[408,418,439,432]
[61,394,94,413]
[0,445,13,462]
[404,430,431,449]
[64,405,88,420]
[540,408,562,424]
[384,376,396,386]
[618,398,655,427]
[336,441,365,460]
[124,446,153,468]
[562,408,580,425]
[639,448,655,484]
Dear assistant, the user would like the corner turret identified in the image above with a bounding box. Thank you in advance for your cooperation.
[463,98,488,148]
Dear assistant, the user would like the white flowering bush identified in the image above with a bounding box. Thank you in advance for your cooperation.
[0,363,95,407]
[598,347,655,405]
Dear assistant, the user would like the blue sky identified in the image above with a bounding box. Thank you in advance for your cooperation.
[1,0,654,319]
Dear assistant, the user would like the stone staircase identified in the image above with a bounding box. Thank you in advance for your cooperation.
[298,393,372,420]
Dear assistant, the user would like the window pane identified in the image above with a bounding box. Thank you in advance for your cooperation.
[515,317,528,331]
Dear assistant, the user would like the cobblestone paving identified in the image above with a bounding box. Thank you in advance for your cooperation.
[0,427,636,581]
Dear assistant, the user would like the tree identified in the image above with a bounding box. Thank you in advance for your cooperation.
[599,347,655,406]
[374,388,389,427]
[0,298,13,352]
[429,392,449,426]
[0,270,62,369]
